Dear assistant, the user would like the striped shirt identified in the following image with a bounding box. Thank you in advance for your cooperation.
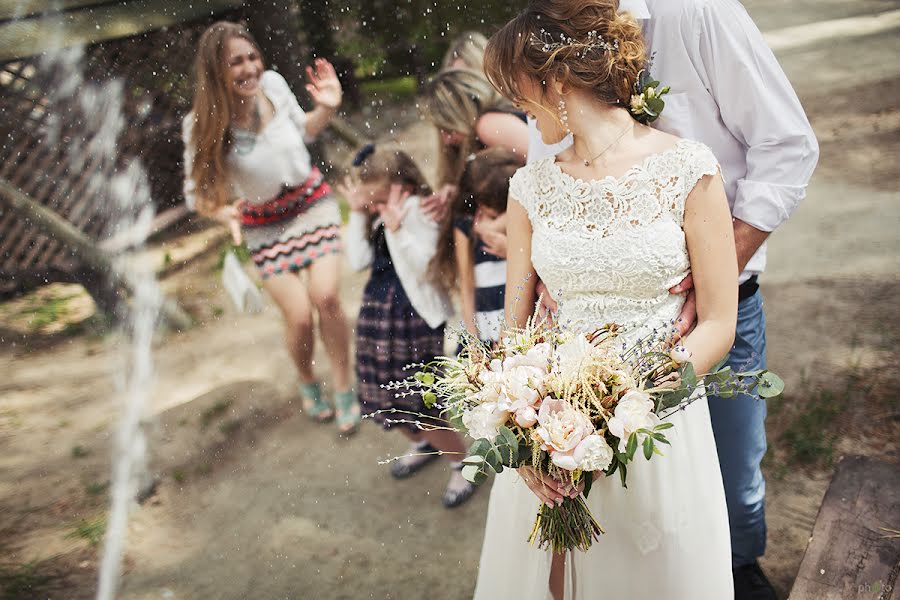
[454,216,506,342]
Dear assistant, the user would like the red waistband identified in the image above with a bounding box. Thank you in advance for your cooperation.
[239,167,332,226]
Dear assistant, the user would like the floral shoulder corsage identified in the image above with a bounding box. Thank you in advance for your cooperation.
[630,66,671,125]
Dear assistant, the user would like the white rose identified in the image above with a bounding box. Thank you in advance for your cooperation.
[532,398,595,471]
[573,434,614,471]
[503,342,552,372]
[462,402,509,441]
[607,390,660,452]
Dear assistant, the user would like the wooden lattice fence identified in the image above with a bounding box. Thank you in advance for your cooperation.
[0,4,251,299]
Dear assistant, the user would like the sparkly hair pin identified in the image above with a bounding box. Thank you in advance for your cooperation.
[528,29,619,57]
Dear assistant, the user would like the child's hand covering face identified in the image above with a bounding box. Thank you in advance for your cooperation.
[378,184,410,232]
[337,176,389,215]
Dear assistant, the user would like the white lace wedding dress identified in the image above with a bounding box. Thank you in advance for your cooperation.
[473,139,733,599]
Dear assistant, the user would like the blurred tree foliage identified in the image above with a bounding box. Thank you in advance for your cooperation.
[297,0,523,87]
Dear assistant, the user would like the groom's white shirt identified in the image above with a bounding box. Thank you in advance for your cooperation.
[526,0,819,282]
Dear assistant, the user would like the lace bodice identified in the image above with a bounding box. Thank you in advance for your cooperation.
[510,139,720,343]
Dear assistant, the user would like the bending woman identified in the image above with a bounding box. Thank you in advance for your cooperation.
[182,21,360,434]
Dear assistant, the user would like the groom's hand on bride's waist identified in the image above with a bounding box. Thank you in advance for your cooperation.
[669,274,697,338]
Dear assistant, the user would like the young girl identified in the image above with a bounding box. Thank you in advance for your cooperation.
[182,22,360,433]
[430,148,519,344]
[339,145,476,508]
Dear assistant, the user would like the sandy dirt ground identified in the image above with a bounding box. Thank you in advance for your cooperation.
[2,2,899,599]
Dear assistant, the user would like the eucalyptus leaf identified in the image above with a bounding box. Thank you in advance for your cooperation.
[470,438,491,457]
[423,392,437,408]
[461,455,484,465]
[461,464,487,485]
[498,426,519,450]
[758,372,785,398]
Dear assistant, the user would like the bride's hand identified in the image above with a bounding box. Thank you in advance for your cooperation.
[518,466,582,507]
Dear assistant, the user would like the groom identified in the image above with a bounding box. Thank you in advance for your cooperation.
[529,1,818,598]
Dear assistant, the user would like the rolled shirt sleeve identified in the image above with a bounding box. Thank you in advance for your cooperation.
[696,0,819,232]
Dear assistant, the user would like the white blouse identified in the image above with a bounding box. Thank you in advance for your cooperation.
[345,196,453,330]
[183,70,312,209]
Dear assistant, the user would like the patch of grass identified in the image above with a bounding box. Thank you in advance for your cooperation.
[196,463,212,476]
[360,75,417,101]
[71,445,90,459]
[24,294,76,331]
[211,306,225,318]
[66,515,106,547]
[781,389,844,466]
[218,419,241,436]
[57,419,71,428]
[200,399,233,429]
[85,481,109,496]
[162,250,173,268]
[0,561,58,599]
[172,469,187,484]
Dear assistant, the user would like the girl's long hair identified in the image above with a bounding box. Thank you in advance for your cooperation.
[187,21,263,215]
[441,31,488,71]
[427,147,521,287]
[420,68,512,188]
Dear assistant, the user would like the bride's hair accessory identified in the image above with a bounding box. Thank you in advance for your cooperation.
[529,29,619,57]
[629,55,671,124]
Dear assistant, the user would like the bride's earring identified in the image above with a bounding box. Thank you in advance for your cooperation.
[557,98,571,135]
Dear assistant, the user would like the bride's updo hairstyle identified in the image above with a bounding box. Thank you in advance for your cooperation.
[484,0,646,109]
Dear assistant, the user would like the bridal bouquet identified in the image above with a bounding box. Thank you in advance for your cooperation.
[383,309,783,553]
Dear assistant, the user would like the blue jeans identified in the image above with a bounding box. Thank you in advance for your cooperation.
[707,290,768,568]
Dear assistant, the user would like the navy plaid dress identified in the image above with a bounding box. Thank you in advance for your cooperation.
[355,225,445,431]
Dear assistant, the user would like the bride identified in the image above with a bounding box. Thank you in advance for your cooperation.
[474,1,737,598]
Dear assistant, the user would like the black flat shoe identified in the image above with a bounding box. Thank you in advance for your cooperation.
[389,443,439,479]
[442,479,476,509]
[733,561,777,600]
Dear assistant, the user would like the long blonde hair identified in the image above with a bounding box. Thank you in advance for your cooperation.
[441,31,488,71]
[420,68,512,187]
[187,21,263,215]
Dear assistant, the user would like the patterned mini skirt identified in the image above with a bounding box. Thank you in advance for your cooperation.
[239,167,342,279]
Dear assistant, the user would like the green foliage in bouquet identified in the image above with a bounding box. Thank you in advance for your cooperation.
[379,311,784,554]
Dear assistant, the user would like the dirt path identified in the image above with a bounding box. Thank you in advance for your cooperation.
[2,3,900,599]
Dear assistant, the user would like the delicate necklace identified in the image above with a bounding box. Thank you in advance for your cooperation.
[232,99,261,156]
[575,122,634,167]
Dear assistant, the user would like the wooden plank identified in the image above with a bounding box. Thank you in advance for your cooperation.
[790,455,900,600]
[0,0,246,61]
[0,0,114,21]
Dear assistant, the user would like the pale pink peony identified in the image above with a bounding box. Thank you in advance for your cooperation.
[532,398,595,471]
